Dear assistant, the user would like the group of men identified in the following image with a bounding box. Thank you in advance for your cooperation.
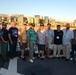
[0,21,76,64]
[0,22,18,61]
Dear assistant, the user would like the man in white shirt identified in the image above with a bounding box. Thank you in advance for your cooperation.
[62,23,74,61]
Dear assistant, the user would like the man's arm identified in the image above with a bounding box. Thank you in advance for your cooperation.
[18,28,22,45]
[51,30,54,44]
[45,30,49,44]
[26,30,30,46]
[1,36,7,43]
[71,30,74,43]
[8,33,13,44]
[0,30,7,43]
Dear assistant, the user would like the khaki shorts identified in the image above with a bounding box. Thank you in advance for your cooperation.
[19,43,27,50]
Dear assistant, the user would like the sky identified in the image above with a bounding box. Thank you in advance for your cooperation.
[0,0,76,22]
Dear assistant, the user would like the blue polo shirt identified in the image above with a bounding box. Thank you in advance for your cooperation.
[8,27,18,41]
[1,28,9,41]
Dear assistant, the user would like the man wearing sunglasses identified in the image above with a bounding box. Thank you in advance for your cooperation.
[18,22,27,61]
[26,23,37,63]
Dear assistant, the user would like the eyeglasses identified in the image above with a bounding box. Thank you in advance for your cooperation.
[23,24,26,25]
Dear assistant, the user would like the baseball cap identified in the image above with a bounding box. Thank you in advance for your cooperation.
[2,22,7,26]
[30,23,35,27]
[40,23,44,26]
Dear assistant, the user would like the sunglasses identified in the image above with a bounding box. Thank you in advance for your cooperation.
[23,24,27,25]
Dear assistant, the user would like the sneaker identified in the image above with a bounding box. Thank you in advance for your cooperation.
[56,55,58,57]
[41,58,44,60]
[52,57,56,59]
[57,57,61,59]
[22,58,26,61]
[41,56,44,60]
[74,61,76,64]
[29,59,34,63]
[10,56,13,59]
[46,56,51,59]
[70,58,73,61]
[65,59,69,61]
[5,58,9,62]
[21,55,24,58]
[32,57,35,59]
[20,56,26,61]
[61,56,65,59]
[37,55,40,58]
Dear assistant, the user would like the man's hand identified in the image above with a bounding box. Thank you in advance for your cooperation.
[27,43,30,46]
[20,42,22,46]
[3,41,7,43]
[10,40,13,44]
[51,41,53,44]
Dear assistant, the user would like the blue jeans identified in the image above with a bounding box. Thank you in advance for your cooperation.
[1,41,8,59]
[9,41,17,57]
[70,44,76,58]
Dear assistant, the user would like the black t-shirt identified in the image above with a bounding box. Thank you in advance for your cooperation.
[8,27,18,41]
[1,28,9,41]
[54,30,63,45]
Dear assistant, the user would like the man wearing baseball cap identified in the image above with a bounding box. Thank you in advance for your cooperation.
[26,23,37,63]
[37,23,48,60]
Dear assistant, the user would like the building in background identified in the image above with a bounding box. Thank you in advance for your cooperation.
[51,19,56,28]
[7,16,12,24]
[34,15,40,26]
[39,19,44,25]
[27,17,34,24]
[73,20,76,27]
[0,14,75,29]
[0,16,2,23]
[44,16,49,26]
[18,15,24,25]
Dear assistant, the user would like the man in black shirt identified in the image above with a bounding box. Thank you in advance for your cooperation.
[53,25,63,58]
[8,21,18,59]
[1,22,9,61]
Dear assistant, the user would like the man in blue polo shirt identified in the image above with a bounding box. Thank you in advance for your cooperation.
[8,21,18,59]
[63,23,74,61]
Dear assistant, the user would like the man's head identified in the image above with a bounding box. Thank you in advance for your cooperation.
[30,23,35,29]
[57,25,61,31]
[23,22,27,29]
[23,22,27,25]
[47,23,51,29]
[66,23,70,30]
[11,21,16,27]
[40,23,44,30]
[2,22,7,29]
